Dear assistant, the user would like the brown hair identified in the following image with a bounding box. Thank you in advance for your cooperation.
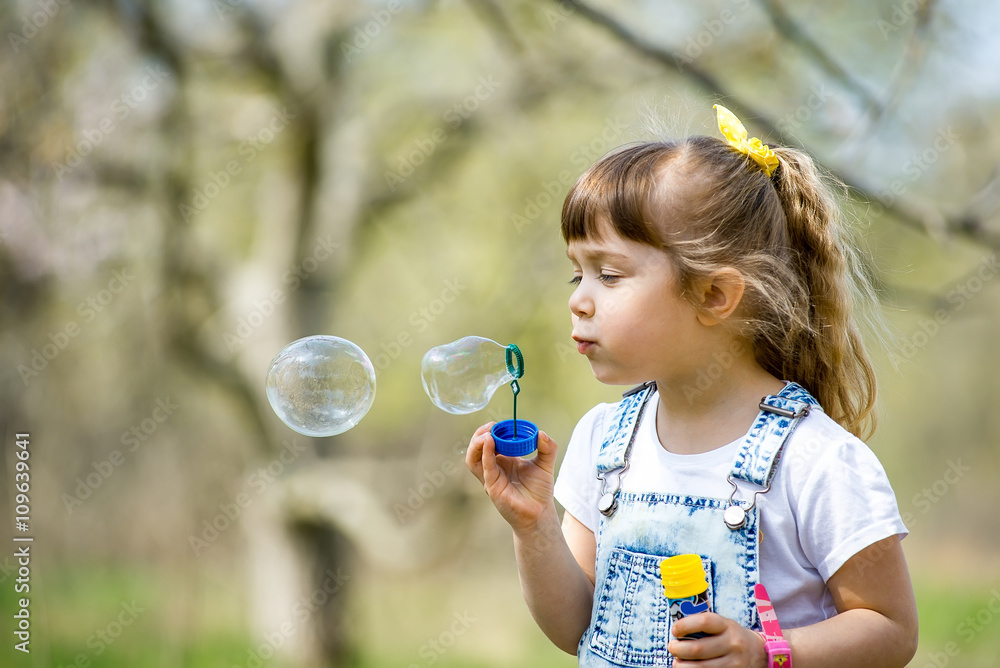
[561,136,880,439]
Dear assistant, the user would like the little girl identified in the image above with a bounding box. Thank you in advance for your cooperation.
[466,105,918,667]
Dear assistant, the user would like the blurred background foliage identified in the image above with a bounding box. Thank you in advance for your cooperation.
[1,0,999,666]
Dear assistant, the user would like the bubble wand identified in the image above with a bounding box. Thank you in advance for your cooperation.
[421,336,538,456]
[505,344,523,438]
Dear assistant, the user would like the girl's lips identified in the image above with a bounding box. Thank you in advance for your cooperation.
[576,340,595,354]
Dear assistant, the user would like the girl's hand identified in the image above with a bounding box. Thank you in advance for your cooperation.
[668,613,766,668]
[465,423,558,534]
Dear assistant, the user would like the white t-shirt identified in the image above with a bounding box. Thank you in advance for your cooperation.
[553,392,907,628]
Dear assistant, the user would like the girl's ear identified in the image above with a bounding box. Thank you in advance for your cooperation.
[693,267,745,326]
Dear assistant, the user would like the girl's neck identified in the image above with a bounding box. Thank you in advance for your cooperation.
[654,356,785,456]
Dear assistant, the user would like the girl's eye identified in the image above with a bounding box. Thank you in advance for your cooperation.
[569,274,620,286]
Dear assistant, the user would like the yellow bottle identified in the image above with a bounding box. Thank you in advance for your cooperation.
[659,554,711,639]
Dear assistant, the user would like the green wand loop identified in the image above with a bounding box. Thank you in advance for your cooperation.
[505,344,524,437]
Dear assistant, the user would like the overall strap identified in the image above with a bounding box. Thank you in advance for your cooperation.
[595,381,656,474]
[729,382,820,487]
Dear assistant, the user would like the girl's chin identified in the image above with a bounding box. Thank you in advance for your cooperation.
[588,361,645,387]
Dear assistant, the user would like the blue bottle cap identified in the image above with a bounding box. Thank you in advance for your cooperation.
[491,419,538,457]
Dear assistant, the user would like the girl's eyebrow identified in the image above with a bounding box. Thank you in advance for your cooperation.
[566,247,630,263]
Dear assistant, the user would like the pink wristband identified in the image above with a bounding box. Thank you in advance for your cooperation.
[755,584,792,668]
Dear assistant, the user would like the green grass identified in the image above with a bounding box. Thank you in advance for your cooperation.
[0,561,573,668]
[0,564,255,668]
[4,564,998,667]
[910,580,1000,667]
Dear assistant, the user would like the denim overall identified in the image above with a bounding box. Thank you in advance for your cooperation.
[578,381,820,667]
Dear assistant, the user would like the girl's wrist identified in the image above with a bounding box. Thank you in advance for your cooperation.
[752,630,768,668]
[511,502,561,542]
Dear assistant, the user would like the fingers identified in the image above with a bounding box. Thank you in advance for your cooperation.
[465,422,496,484]
[671,612,725,640]
[668,614,755,664]
[669,613,717,663]
[479,427,502,491]
[533,430,559,475]
[668,635,719,663]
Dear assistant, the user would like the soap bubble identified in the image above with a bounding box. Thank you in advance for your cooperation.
[265,335,376,437]
[421,336,515,414]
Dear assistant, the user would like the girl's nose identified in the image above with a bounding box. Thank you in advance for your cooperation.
[569,283,595,318]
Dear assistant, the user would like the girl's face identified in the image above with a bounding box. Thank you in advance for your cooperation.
[567,224,709,387]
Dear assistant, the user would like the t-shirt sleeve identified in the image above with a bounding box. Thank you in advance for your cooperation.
[790,422,908,583]
[553,403,608,534]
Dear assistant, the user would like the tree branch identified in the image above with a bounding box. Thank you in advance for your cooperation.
[464,0,527,56]
[836,0,938,156]
[757,0,882,115]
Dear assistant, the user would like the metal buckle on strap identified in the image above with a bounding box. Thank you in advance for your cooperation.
[596,382,656,517]
[723,473,771,530]
[758,400,810,420]
[726,397,810,530]
[623,380,656,397]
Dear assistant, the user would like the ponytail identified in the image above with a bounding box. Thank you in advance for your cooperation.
[767,147,879,439]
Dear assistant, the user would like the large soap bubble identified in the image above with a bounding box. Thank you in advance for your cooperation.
[265,335,376,437]
[421,336,516,415]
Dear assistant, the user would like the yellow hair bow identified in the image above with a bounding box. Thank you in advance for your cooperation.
[713,104,779,177]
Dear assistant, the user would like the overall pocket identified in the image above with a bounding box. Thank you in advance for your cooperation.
[588,547,714,667]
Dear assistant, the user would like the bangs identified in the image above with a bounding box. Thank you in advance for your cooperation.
[560,142,679,245]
